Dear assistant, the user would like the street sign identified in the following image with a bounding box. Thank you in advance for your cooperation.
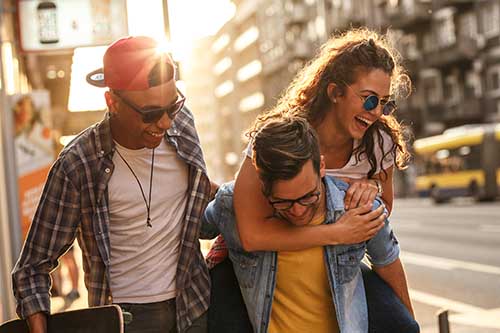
[18,0,129,53]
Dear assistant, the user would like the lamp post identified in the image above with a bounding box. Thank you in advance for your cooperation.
[0,4,22,320]
[162,0,171,41]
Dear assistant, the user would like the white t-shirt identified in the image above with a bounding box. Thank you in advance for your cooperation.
[108,140,189,303]
[246,130,395,178]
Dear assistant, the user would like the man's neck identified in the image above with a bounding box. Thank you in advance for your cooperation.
[313,180,327,221]
[110,116,144,150]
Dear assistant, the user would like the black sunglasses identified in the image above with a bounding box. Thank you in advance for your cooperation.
[268,182,321,211]
[113,89,185,123]
[345,85,396,116]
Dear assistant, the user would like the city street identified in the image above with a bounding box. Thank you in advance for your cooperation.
[392,198,500,333]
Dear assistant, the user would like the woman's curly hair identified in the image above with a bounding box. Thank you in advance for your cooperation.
[247,28,412,179]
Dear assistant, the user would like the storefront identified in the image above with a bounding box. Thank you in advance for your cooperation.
[0,0,30,320]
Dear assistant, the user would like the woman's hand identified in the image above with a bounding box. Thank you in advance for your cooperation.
[339,177,379,210]
[333,203,386,244]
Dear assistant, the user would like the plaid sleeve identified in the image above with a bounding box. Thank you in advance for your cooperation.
[205,235,228,269]
[12,158,81,319]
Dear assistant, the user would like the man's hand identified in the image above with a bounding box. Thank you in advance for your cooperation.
[340,178,379,210]
[27,312,47,333]
[333,204,385,244]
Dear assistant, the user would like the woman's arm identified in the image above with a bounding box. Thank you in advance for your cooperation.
[340,166,394,215]
[375,166,394,214]
[233,157,384,252]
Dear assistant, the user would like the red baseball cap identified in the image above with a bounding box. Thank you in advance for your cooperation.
[86,36,176,91]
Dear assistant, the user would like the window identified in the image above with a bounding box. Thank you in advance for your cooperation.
[215,80,234,98]
[465,71,481,98]
[421,70,443,105]
[459,12,477,39]
[443,75,460,105]
[435,10,456,48]
[214,57,232,75]
[239,92,265,112]
[401,33,419,60]
[234,26,259,52]
[212,34,230,54]
[487,65,500,93]
[481,2,500,37]
[422,32,437,53]
[237,60,262,82]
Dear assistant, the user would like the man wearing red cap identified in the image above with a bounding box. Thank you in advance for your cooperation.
[12,36,212,332]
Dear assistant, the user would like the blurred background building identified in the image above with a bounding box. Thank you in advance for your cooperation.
[193,0,500,188]
[1,0,500,322]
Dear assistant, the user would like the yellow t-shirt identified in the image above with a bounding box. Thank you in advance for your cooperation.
[268,214,340,333]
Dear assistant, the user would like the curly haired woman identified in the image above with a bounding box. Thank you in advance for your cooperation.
[209,28,419,333]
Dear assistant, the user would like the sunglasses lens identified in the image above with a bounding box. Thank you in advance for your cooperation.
[382,101,396,116]
[363,95,379,111]
[272,202,292,211]
[142,110,165,123]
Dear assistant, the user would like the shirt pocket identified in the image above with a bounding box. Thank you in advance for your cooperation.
[336,245,365,284]
[230,251,258,289]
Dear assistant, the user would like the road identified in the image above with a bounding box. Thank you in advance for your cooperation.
[51,197,500,332]
[392,198,500,333]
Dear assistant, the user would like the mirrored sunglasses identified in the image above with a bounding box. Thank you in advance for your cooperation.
[362,95,397,116]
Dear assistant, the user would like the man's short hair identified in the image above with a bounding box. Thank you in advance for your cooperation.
[252,117,321,197]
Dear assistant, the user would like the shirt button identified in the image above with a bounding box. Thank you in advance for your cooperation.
[105,168,111,173]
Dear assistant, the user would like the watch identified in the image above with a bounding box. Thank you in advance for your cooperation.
[373,179,383,194]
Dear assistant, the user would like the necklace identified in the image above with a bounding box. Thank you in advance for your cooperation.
[115,148,155,228]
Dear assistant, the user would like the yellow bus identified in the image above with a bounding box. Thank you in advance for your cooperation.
[413,123,500,203]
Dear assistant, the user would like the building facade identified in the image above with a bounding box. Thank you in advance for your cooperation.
[207,0,500,182]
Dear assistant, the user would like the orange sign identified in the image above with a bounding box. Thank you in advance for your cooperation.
[11,91,54,240]
[18,166,52,238]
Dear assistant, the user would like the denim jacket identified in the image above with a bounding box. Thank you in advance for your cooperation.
[201,176,400,333]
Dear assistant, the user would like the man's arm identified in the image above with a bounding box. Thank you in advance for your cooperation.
[373,258,414,317]
[27,312,47,333]
[12,158,81,321]
[199,198,221,240]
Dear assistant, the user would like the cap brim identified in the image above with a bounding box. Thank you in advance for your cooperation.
[86,68,107,88]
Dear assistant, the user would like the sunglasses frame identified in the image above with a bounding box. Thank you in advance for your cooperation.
[344,84,396,116]
[268,178,322,211]
[113,89,186,123]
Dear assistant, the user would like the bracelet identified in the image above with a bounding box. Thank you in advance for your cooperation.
[373,179,383,194]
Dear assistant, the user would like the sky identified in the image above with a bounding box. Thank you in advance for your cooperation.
[128,0,235,60]
[68,0,233,113]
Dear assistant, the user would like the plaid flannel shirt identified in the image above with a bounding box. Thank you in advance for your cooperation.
[205,235,228,269]
[12,108,211,332]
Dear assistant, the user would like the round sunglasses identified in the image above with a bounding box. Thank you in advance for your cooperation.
[113,89,185,123]
[345,84,397,116]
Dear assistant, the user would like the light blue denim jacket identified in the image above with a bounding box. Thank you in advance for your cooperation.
[201,176,400,333]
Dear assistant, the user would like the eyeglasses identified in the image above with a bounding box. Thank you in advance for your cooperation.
[268,183,321,211]
[113,89,185,123]
[345,84,397,116]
